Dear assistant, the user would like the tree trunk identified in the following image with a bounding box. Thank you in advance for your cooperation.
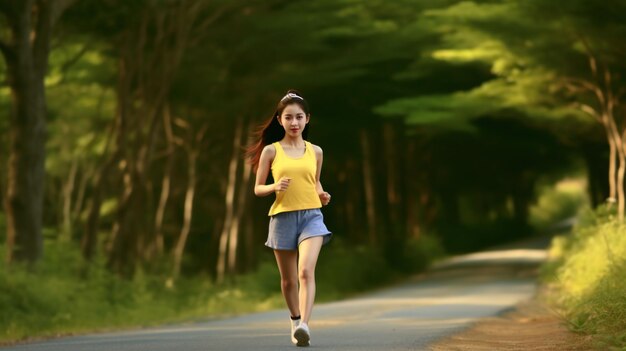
[405,138,421,239]
[616,152,625,221]
[153,104,176,258]
[82,169,104,262]
[81,115,119,262]
[382,121,407,268]
[383,122,400,224]
[228,151,251,275]
[578,108,616,208]
[607,110,625,221]
[344,159,358,242]
[603,70,624,220]
[171,149,197,280]
[606,128,617,204]
[60,160,78,241]
[72,165,91,225]
[1,0,55,265]
[105,50,138,276]
[107,161,139,276]
[243,208,255,272]
[360,128,377,246]
[216,117,243,284]
[574,52,622,216]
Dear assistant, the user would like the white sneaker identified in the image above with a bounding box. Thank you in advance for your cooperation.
[293,322,311,347]
[290,318,301,344]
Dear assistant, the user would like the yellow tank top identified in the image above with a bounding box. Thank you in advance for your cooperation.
[268,141,321,216]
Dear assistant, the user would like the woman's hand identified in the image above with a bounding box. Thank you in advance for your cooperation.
[274,177,291,193]
[318,191,331,206]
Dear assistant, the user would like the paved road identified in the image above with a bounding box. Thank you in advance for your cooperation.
[2,235,551,351]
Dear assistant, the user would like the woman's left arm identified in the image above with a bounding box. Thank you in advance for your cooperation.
[314,145,331,205]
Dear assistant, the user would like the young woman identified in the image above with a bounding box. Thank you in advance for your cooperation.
[247,90,332,347]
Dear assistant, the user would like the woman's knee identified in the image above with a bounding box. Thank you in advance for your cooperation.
[298,266,315,282]
[281,277,298,290]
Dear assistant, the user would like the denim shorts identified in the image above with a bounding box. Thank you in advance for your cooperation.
[265,208,332,250]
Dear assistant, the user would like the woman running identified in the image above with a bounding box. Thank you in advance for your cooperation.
[247,89,332,347]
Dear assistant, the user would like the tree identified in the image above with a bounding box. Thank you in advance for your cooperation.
[0,0,76,265]
[377,0,622,221]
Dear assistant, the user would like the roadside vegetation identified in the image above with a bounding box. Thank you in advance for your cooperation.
[538,180,626,349]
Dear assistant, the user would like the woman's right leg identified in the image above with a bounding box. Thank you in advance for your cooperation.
[273,249,300,317]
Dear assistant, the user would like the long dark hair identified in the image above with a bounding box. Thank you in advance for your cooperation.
[246,89,311,172]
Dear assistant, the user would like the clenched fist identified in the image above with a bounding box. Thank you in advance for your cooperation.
[319,191,331,206]
[274,177,291,193]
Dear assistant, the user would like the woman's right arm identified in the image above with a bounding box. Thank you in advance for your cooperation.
[254,145,276,197]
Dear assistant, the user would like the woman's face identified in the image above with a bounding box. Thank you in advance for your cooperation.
[278,103,309,137]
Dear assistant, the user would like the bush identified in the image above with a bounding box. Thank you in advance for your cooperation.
[529,178,589,231]
[0,212,5,242]
[0,240,228,341]
[568,260,626,340]
[399,233,446,273]
[544,205,626,349]
[312,242,394,300]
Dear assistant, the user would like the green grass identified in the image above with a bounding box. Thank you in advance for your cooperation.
[0,242,275,343]
[541,204,626,350]
[0,233,444,344]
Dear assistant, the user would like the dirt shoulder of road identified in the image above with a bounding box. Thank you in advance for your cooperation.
[429,286,595,351]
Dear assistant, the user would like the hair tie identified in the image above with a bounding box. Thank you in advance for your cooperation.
[280,93,304,101]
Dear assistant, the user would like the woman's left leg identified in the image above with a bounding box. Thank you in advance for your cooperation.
[297,236,324,324]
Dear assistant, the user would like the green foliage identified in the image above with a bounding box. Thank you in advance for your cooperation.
[0,212,5,242]
[316,243,396,300]
[576,202,619,229]
[235,260,282,299]
[0,240,275,342]
[399,234,446,273]
[554,219,625,302]
[543,207,626,349]
[45,41,116,180]
[375,0,606,148]
[529,178,589,231]
[569,260,626,342]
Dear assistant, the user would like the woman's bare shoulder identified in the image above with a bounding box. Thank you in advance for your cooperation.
[309,142,323,153]
[260,143,276,161]
[309,143,323,160]
[263,143,276,153]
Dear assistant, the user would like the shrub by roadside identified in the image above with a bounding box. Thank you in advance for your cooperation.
[541,205,626,350]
